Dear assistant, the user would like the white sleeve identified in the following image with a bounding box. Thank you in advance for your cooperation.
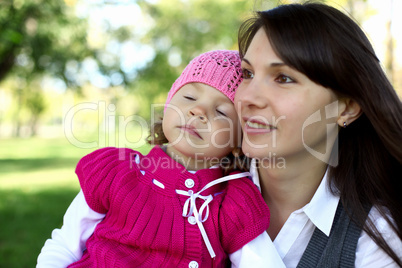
[36,190,105,268]
[355,207,402,268]
[229,232,286,268]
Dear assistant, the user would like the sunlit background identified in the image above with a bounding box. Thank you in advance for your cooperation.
[0,0,401,266]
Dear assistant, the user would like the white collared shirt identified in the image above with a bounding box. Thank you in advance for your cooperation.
[229,159,402,268]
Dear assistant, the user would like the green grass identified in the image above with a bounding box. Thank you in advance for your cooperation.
[0,188,79,267]
[0,137,151,268]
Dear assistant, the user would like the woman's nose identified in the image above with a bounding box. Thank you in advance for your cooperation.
[188,106,208,123]
[235,81,267,110]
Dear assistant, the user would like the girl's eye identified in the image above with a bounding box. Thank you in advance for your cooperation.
[275,74,294,83]
[184,96,196,100]
[242,68,254,79]
[216,109,227,117]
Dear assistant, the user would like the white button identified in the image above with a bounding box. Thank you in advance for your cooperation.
[185,178,195,188]
[189,261,198,268]
[134,154,140,164]
[188,216,196,225]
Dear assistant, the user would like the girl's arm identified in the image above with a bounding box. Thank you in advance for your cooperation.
[36,190,105,267]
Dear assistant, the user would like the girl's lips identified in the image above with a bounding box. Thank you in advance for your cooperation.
[243,118,277,134]
[179,125,203,139]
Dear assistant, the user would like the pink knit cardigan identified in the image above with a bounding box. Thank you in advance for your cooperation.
[68,146,270,268]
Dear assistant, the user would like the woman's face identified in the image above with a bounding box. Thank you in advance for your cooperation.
[234,28,340,163]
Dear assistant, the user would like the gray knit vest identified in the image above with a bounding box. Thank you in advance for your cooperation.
[297,202,369,268]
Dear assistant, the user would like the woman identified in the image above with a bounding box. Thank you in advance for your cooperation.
[231,2,402,267]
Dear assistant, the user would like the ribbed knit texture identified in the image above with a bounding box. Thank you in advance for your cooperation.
[69,146,269,268]
[297,202,369,268]
[165,50,243,111]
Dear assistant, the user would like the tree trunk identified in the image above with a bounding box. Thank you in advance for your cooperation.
[13,88,22,137]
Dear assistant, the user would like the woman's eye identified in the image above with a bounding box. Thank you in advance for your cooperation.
[275,74,294,83]
[242,68,254,79]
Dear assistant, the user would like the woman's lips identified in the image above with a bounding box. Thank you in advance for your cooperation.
[243,118,277,134]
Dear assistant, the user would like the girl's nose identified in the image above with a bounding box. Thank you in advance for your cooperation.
[188,106,208,123]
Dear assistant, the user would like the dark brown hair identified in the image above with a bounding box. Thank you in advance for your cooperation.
[147,120,251,175]
[147,120,168,145]
[238,2,402,265]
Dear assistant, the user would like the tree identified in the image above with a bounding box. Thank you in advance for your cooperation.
[0,0,94,86]
[0,0,93,135]
[0,0,139,136]
[131,0,255,118]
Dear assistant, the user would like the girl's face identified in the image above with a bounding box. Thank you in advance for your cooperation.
[234,28,340,162]
[163,83,240,168]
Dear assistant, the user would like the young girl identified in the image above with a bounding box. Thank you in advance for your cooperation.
[37,50,270,267]
[231,2,402,267]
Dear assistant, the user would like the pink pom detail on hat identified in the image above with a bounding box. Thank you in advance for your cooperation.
[165,50,243,111]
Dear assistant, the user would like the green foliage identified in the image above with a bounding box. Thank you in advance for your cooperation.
[25,90,45,116]
[0,0,94,86]
[132,0,254,118]
[0,0,90,136]
[0,0,264,125]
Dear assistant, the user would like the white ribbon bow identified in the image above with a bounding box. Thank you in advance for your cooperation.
[175,172,251,258]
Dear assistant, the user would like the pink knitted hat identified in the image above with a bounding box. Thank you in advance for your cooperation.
[165,50,243,111]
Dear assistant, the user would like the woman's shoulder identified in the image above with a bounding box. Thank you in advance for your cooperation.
[366,206,399,237]
[355,206,402,267]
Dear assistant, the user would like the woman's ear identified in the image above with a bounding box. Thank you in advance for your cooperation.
[337,98,362,128]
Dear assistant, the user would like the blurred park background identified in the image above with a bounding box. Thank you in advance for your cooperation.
[0,0,401,267]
